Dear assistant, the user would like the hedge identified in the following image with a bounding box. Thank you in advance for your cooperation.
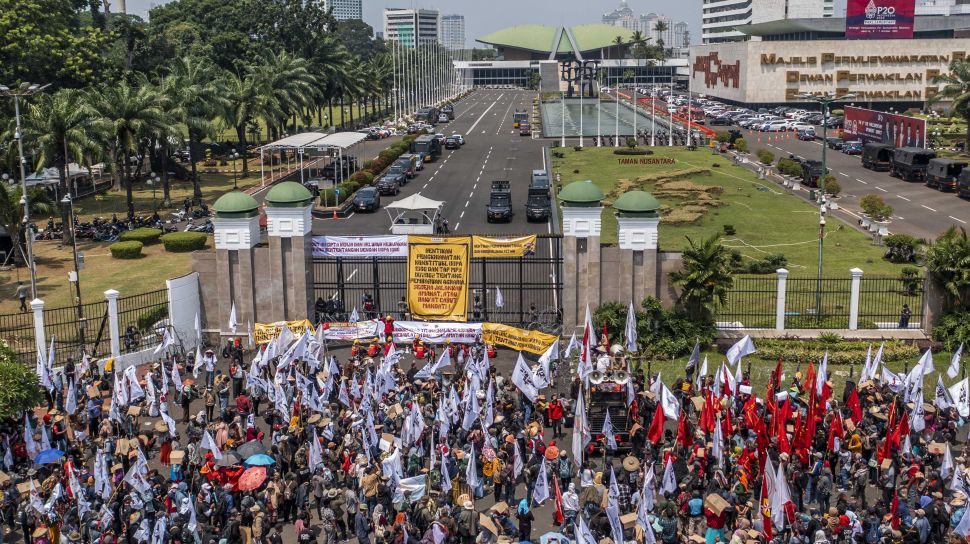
[350,171,374,185]
[137,306,168,330]
[320,188,350,206]
[160,232,208,252]
[119,227,163,245]
[754,338,919,365]
[613,148,652,156]
[110,241,143,259]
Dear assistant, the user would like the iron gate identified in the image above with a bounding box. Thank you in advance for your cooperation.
[312,235,563,328]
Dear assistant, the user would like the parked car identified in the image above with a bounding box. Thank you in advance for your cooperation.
[376,176,401,195]
[825,137,845,150]
[353,187,381,211]
[444,136,459,149]
[842,141,863,155]
[797,130,817,141]
[519,123,532,136]
[451,134,465,145]
[383,168,408,186]
[438,113,450,123]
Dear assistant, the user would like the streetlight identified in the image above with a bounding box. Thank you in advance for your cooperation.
[798,91,857,187]
[229,149,240,190]
[147,172,160,210]
[1,81,50,299]
[815,203,826,326]
[61,194,85,344]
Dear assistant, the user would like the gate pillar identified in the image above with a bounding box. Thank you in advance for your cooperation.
[264,182,315,322]
[212,191,261,337]
[559,181,605,331]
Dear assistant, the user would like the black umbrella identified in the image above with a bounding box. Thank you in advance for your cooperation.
[236,441,267,459]
[215,451,243,467]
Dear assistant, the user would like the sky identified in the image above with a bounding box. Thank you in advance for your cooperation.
[127,0,850,49]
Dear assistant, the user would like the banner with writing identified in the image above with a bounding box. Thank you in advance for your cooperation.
[482,323,558,355]
[252,320,314,344]
[311,235,409,257]
[322,320,381,342]
[472,235,538,258]
[392,321,483,344]
[407,236,471,322]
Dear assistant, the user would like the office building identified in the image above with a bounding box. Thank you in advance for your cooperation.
[702,0,834,44]
[916,0,970,15]
[384,8,440,47]
[440,14,466,51]
[324,0,362,21]
[602,0,641,31]
[673,21,690,48]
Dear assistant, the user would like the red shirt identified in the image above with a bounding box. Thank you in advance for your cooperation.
[704,508,727,529]
[547,401,565,421]
[236,395,252,414]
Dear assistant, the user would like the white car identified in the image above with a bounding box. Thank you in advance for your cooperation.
[451,134,465,145]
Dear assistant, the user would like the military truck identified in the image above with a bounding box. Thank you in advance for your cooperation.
[861,143,895,172]
[925,158,966,192]
[890,147,936,182]
[486,181,513,222]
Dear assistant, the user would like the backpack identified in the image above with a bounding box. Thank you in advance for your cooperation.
[865,521,880,543]
[558,458,572,479]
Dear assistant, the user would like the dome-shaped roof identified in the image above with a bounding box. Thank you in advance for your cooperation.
[265,181,313,207]
[213,191,259,217]
[614,190,660,214]
[558,180,604,205]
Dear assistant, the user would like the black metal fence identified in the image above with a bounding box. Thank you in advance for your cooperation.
[43,301,109,366]
[0,310,38,365]
[117,289,170,354]
[717,274,924,330]
[312,235,563,328]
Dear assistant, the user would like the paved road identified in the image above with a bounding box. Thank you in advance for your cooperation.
[314,90,551,237]
[733,126,970,240]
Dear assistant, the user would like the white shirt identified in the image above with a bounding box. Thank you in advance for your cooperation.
[203,354,216,372]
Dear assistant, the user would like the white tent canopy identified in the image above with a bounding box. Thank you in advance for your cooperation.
[385,193,444,234]
[22,163,101,187]
[258,131,369,185]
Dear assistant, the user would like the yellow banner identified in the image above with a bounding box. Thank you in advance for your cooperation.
[252,320,313,344]
[482,323,558,355]
[472,235,538,258]
[407,236,471,322]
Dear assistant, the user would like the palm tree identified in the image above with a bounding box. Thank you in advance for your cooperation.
[669,234,734,322]
[0,184,54,266]
[653,20,670,64]
[252,50,317,137]
[222,70,268,179]
[925,226,970,312]
[613,35,625,59]
[87,79,175,218]
[931,59,970,150]
[165,56,229,200]
[630,30,648,58]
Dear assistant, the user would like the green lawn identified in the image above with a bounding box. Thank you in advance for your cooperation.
[550,147,909,277]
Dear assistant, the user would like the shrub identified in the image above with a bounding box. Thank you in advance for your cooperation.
[0,353,44,419]
[822,176,841,196]
[362,160,374,170]
[137,305,168,330]
[160,232,208,252]
[755,338,918,365]
[337,181,359,195]
[613,148,650,155]
[723,225,736,235]
[626,136,637,148]
[860,193,893,221]
[831,109,844,116]
[933,311,970,350]
[319,188,349,206]
[594,297,717,359]
[900,266,922,296]
[777,159,803,177]
[884,234,922,263]
[715,131,732,143]
[734,138,749,153]
[746,253,787,274]
[757,149,775,165]
[351,171,374,185]
[120,227,163,245]
[110,241,143,259]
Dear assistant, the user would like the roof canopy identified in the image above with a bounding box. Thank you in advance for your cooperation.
[477,24,634,56]
[385,193,444,211]
[260,131,368,151]
[23,163,98,186]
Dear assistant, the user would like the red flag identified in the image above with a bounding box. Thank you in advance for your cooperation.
[700,391,715,434]
[803,363,816,396]
[770,358,783,391]
[552,473,565,525]
[895,409,909,446]
[846,388,863,424]
[760,475,773,541]
[601,324,610,350]
[890,491,900,530]
[827,412,845,452]
[878,402,897,463]
[721,405,733,437]
[676,412,692,449]
[647,403,666,443]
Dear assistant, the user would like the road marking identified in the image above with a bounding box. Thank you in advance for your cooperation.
[465,200,470,207]
[454,222,460,231]
[897,195,911,201]
[476,176,480,182]
[469,192,473,198]
[922,204,937,212]
[422,183,427,188]
[460,211,464,218]
[838,172,848,177]
[951,216,967,224]
[876,186,887,192]
[468,99,499,133]
[856,178,868,184]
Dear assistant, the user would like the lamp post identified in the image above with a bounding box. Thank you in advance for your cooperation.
[61,194,85,345]
[798,92,857,188]
[230,149,240,190]
[1,81,50,299]
[147,172,160,211]
[815,203,826,326]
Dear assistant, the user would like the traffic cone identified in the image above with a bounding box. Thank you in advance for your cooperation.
[332,210,338,220]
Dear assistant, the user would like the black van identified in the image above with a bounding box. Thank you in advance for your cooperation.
[958,169,970,199]
[925,158,967,191]
[890,147,936,182]
[861,143,895,171]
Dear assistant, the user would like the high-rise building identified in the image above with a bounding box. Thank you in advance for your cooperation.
[324,0,362,21]
[915,0,970,15]
[384,8,440,48]
[673,21,689,48]
[602,0,641,31]
[602,2,688,51]
[440,14,465,51]
[701,0,834,44]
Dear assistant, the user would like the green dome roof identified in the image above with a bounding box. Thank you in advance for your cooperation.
[213,191,259,218]
[265,181,313,207]
[558,180,604,205]
[614,191,661,214]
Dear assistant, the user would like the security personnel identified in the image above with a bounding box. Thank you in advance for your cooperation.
[366,338,381,358]
[351,340,362,359]
[414,341,428,360]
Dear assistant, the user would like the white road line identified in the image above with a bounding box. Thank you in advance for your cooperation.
[876,187,887,192]
[897,195,911,201]
[465,200,470,207]
[838,172,848,177]
[469,192,473,198]
[422,183,428,188]
[951,216,967,224]
[922,204,937,212]
[476,176,480,182]
[454,222,460,231]
[460,211,464,218]
[468,99,499,133]
[856,178,868,185]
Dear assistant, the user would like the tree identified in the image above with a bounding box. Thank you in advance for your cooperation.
[335,19,386,60]
[669,234,734,322]
[0,341,44,419]
[653,20,669,64]
[931,58,970,151]
[0,184,54,266]
[925,226,970,312]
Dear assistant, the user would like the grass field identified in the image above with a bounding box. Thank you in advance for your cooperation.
[550,147,909,277]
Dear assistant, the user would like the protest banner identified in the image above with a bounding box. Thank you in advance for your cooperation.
[407,236,471,322]
[392,321,483,344]
[482,323,558,355]
[472,235,538,258]
[311,235,409,257]
[252,320,314,344]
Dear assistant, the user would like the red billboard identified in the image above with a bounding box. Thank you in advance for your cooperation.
[843,106,926,148]
[846,0,915,40]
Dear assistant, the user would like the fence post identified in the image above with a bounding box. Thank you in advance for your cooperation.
[775,268,789,331]
[31,298,46,363]
[105,289,121,358]
[849,268,863,331]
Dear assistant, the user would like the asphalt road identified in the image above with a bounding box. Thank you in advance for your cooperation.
[314,90,551,237]
[731,125,970,240]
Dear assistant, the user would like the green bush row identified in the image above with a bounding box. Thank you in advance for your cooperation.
[109,241,143,259]
[137,305,168,330]
[754,338,920,365]
[160,232,208,252]
[119,227,162,244]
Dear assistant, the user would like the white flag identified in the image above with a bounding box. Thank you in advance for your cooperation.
[860,344,874,382]
[571,390,590,464]
[201,430,223,460]
[563,333,578,358]
[533,459,549,504]
[816,351,829,397]
[641,463,656,513]
[247,321,254,349]
[511,353,539,402]
[161,411,177,438]
[950,343,964,379]
[602,410,618,450]
[151,517,167,544]
[228,302,238,334]
[349,307,359,323]
[534,341,557,389]
[512,440,524,480]
[910,389,926,433]
[578,305,595,381]
[484,379,495,428]
[3,438,12,470]
[935,375,954,410]
[660,457,677,495]
[465,449,479,488]
[36,353,53,392]
[950,378,970,418]
[726,334,756,365]
[625,301,638,352]
[24,415,38,460]
[917,348,935,376]
[713,415,724,467]
[65,379,77,415]
[441,451,452,492]
[171,361,184,393]
[576,516,598,544]
[660,384,680,420]
[943,443,955,479]
[153,328,173,355]
[695,356,708,391]
[882,366,904,393]
[956,502,970,537]
[495,286,504,308]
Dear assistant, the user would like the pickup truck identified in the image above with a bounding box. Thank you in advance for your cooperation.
[486,181,513,222]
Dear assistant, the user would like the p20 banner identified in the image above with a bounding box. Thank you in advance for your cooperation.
[843,106,925,148]
[845,0,914,40]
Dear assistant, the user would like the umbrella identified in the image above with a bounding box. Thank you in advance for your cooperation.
[238,466,267,491]
[245,454,275,467]
[215,451,242,467]
[236,441,267,459]
[34,449,65,465]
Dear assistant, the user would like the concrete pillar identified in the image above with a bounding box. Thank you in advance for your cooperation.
[562,237,578,330]
[849,267,863,331]
[31,298,46,363]
[587,235,601,312]
[775,268,789,331]
[104,289,121,358]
